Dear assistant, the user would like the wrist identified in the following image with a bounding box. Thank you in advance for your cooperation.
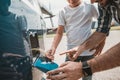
[77,45,85,53]
[51,46,56,50]
[87,58,98,73]
[78,62,84,77]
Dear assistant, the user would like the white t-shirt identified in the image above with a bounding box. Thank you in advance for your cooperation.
[58,2,98,56]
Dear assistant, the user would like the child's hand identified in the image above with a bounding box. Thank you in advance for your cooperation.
[45,48,56,60]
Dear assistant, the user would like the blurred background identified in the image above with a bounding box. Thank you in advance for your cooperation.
[8,0,120,80]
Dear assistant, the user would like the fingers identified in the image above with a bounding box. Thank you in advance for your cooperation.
[51,49,55,55]
[93,51,100,56]
[93,39,105,56]
[62,52,75,61]
[66,53,74,61]
[72,52,79,60]
[59,52,67,55]
[63,51,80,61]
[47,67,65,76]
[59,49,73,55]
[72,46,85,59]
[47,71,67,80]
[46,54,54,60]
[46,49,55,60]
[59,61,70,67]
[60,49,77,61]
[89,47,95,52]
[60,52,75,61]
[93,48,102,56]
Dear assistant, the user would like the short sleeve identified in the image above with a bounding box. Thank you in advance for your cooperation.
[16,15,28,39]
[58,10,66,26]
[96,5,112,35]
[91,4,99,18]
[17,15,27,31]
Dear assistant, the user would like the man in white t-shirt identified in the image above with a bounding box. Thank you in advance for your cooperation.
[46,0,98,79]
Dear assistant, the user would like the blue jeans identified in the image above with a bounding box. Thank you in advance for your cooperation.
[0,55,32,80]
[66,55,94,80]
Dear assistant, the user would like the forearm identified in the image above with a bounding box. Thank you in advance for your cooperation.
[90,0,97,3]
[88,42,120,73]
[51,26,64,50]
[51,33,63,49]
[80,31,106,51]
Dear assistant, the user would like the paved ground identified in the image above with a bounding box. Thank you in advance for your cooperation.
[43,30,120,80]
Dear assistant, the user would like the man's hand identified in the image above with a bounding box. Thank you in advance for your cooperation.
[60,47,78,61]
[73,32,106,59]
[90,38,106,56]
[47,61,83,80]
[60,32,106,60]
[45,48,56,60]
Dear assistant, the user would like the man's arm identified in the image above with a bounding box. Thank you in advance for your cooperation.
[88,42,120,73]
[90,0,96,3]
[47,43,120,80]
[72,4,112,59]
[79,32,106,51]
[72,31,106,59]
[81,3,112,51]
[60,32,106,60]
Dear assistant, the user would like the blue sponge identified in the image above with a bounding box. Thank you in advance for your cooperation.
[33,57,58,73]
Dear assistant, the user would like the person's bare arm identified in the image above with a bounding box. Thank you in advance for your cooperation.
[91,0,97,3]
[60,31,106,60]
[73,31,106,59]
[51,26,64,50]
[88,42,120,73]
[46,43,120,80]
[45,26,64,60]
[79,32,106,51]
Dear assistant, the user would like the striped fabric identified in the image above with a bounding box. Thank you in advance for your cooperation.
[96,0,120,35]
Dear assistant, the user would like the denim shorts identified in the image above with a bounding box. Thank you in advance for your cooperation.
[0,54,32,80]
